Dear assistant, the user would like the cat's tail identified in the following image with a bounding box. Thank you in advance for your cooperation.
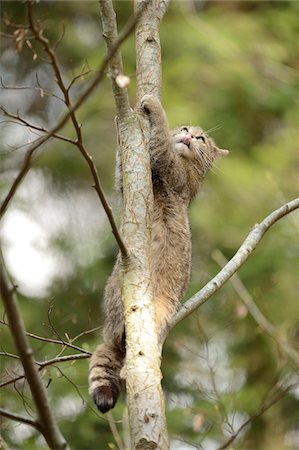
[88,343,124,413]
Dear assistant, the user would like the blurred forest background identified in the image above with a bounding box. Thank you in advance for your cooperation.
[0,1,298,449]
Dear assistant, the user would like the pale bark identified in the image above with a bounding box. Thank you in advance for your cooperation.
[212,249,299,368]
[166,197,299,337]
[99,1,169,448]
[135,0,162,101]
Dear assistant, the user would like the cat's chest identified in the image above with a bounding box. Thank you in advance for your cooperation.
[151,202,191,255]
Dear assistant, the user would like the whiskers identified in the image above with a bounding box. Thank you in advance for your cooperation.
[203,124,223,136]
[210,162,224,177]
[195,147,213,172]
[194,144,224,177]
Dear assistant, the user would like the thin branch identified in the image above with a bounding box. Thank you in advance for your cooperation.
[0,2,146,225]
[212,249,299,368]
[0,107,77,145]
[0,407,42,432]
[35,353,90,368]
[107,411,125,450]
[26,1,128,259]
[0,352,90,389]
[216,382,298,450]
[0,351,20,360]
[0,77,64,102]
[0,249,69,450]
[0,374,24,389]
[71,325,101,343]
[166,197,299,337]
[0,318,92,355]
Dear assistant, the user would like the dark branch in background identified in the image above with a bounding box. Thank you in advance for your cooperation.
[0,407,42,432]
[0,77,65,103]
[212,250,299,368]
[11,1,127,258]
[0,318,92,355]
[166,197,299,338]
[0,1,146,258]
[216,382,298,450]
[0,107,77,145]
[0,352,90,389]
[0,249,69,450]
[0,351,90,367]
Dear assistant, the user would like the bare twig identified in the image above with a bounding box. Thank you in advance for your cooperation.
[107,411,125,450]
[0,407,42,432]
[0,351,20,361]
[212,249,299,368]
[25,0,128,259]
[0,249,69,450]
[167,197,299,336]
[35,353,90,368]
[0,77,64,102]
[0,318,92,355]
[216,382,298,450]
[0,352,90,389]
[0,375,24,389]
[0,107,76,145]
[0,1,146,227]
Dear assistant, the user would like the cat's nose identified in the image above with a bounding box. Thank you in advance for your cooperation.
[181,134,192,146]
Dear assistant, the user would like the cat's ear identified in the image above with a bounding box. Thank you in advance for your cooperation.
[214,146,229,159]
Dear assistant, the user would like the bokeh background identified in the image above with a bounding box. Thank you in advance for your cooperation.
[0,1,298,449]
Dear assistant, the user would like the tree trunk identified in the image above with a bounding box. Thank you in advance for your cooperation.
[99,1,169,448]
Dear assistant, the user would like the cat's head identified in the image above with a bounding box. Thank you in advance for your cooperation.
[171,126,228,171]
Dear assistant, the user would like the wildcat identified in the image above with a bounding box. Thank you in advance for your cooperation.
[88,94,228,413]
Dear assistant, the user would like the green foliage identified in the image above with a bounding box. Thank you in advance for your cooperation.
[0,1,298,449]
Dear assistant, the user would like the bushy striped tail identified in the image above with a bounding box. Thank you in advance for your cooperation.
[89,343,124,413]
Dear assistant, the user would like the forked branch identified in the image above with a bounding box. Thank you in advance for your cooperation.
[212,249,299,368]
[167,197,299,337]
[0,0,145,239]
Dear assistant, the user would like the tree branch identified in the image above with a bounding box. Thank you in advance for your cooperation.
[0,106,76,145]
[99,0,132,118]
[0,407,42,432]
[0,318,92,355]
[0,1,145,223]
[0,249,69,450]
[99,1,168,448]
[25,0,128,258]
[135,0,169,102]
[212,249,299,368]
[166,197,299,336]
[216,382,298,450]
[0,352,90,389]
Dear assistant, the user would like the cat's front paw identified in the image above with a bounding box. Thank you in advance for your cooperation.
[140,94,161,114]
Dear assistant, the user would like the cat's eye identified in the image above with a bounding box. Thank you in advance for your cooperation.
[181,127,189,133]
[196,135,206,143]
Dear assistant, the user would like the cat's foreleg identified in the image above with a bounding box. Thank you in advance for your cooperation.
[140,94,170,146]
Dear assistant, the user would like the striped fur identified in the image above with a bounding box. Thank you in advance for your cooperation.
[89,95,228,413]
